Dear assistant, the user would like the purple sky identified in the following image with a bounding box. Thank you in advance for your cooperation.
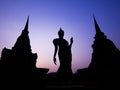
[0,0,120,73]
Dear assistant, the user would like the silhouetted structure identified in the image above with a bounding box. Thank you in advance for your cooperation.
[53,28,73,79]
[75,16,120,88]
[0,17,49,88]
[89,16,120,85]
[0,16,120,88]
[89,17,120,70]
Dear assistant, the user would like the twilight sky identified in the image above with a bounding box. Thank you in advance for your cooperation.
[0,0,120,73]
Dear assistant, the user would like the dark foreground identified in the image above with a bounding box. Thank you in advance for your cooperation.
[0,72,120,89]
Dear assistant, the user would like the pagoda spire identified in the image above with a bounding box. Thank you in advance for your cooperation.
[24,16,29,31]
[93,15,102,34]
[12,16,31,52]
[93,15,106,39]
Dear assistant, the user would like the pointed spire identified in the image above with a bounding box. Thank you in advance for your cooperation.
[93,15,106,39]
[12,16,31,52]
[58,27,64,34]
[24,16,29,30]
[60,27,62,30]
[93,15,102,34]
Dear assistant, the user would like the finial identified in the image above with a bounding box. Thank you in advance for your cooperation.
[24,16,29,30]
[58,27,64,34]
[93,15,102,34]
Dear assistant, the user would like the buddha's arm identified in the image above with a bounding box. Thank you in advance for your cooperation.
[53,40,58,65]
[70,37,73,48]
